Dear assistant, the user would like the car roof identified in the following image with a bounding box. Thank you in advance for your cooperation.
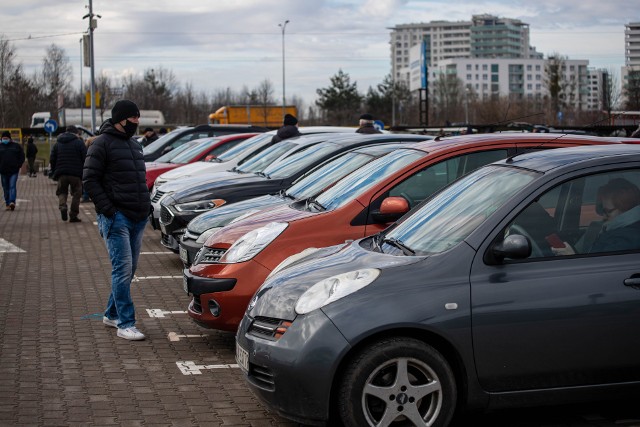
[494,144,640,173]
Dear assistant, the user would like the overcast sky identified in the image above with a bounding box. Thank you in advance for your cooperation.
[1,0,637,111]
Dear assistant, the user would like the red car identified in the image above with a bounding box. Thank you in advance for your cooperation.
[145,133,257,190]
[183,133,631,332]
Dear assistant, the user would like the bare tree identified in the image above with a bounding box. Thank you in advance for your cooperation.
[41,44,73,119]
[256,79,275,126]
[0,36,19,127]
[431,73,464,125]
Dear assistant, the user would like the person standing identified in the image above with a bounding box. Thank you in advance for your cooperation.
[271,113,301,143]
[0,131,25,211]
[356,113,382,134]
[50,126,87,222]
[83,100,151,341]
[139,127,158,147]
[26,135,38,177]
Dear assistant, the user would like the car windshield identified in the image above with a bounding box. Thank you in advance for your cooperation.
[263,142,340,179]
[287,150,389,200]
[142,128,186,155]
[314,149,425,211]
[169,138,219,163]
[383,165,538,255]
[235,140,299,173]
[153,139,206,163]
[216,133,273,162]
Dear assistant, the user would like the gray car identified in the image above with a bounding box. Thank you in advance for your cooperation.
[236,144,640,426]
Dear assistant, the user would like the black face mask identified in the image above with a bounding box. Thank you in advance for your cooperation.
[123,120,138,138]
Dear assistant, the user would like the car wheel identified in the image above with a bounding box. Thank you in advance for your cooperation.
[338,337,456,427]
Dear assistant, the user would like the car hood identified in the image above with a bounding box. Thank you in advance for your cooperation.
[164,173,281,203]
[204,203,316,246]
[157,170,253,194]
[146,162,177,172]
[158,161,230,180]
[187,194,286,234]
[248,239,421,321]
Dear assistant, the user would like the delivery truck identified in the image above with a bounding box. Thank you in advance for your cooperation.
[208,105,297,128]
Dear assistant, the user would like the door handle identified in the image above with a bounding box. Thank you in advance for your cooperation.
[624,276,640,289]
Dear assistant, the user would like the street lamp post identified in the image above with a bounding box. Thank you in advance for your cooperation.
[79,38,83,126]
[83,0,100,132]
[278,20,289,117]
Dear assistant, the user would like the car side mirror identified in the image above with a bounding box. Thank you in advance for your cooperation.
[371,196,410,224]
[490,234,531,263]
[204,155,216,162]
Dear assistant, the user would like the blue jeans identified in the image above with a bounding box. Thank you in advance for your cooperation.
[97,211,147,329]
[1,173,18,206]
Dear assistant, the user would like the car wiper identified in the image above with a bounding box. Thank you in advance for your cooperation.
[280,190,295,200]
[382,237,415,256]
[255,171,270,179]
[305,197,326,212]
[373,233,384,252]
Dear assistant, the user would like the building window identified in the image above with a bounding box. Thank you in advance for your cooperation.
[491,74,499,82]
[466,64,472,70]
[535,65,541,71]
[527,83,532,90]
[482,64,488,71]
[483,74,488,80]
[526,64,532,71]
[467,74,472,80]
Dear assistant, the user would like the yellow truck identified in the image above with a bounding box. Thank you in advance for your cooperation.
[208,105,297,128]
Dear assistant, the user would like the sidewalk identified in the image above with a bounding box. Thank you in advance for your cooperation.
[0,172,294,426]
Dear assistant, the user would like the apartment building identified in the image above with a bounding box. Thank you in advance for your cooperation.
[622,22,640,105]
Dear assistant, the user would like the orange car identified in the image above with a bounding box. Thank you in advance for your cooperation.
[184,133,629,332]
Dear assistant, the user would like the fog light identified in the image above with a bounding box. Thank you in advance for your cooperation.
[208,299,221,317]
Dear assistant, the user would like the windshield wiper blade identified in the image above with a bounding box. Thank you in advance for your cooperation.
[382,237,415,256]
[255,171,270,179]
[307,198,326,212]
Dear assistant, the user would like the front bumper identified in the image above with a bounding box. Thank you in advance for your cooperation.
[184,260,271,332]
[179,233,202,267]
[236,310,350,425]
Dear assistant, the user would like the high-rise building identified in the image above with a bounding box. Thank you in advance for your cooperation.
[625,22,640,68]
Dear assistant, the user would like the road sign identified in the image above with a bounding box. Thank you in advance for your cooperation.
[374,120,385,131]
[44,119,58,134]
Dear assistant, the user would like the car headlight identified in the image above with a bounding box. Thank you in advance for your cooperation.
[219,222,288,263]
[174,199,226,213]
[196,227,222,244]
[295,268,380,315]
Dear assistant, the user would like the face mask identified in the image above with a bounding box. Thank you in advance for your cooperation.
[1,139,9,144]
[123,120,138,139]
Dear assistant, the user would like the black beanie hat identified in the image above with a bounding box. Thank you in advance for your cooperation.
[1,131,10,139]
[283,114,298,126]
[111,100,140,123]
[360,113,374,121]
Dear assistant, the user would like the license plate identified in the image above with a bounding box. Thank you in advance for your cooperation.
[179,246,188,264]
[236,342,249,373]
[182,273,189,294]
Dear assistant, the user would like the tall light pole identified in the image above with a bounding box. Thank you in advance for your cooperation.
[278,20,289,117]
[79,38,84,126]
[83,0,100,132]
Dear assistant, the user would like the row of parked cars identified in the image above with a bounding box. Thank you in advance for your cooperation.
[144,125,640,426]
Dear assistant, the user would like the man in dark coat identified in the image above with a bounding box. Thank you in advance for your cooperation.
[0,131,25,210]
[51,126,87,222]
[356,113,382,134]
[83,99,151,341]
[26,136,38,177]
[271,113,301,143]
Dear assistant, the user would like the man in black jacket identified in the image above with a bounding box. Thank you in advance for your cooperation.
[356,113,382,134]
[271,113,301,143]
[83,100,151,341]
[51,126,87,222]
[0,131,25,211]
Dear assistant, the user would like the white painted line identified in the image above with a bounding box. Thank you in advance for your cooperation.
[146,309,188,318]
[168,332,208,342]
[0,238,25,253]
[133,275,182,281]
[176,361,239,375]
[140,251,176,255]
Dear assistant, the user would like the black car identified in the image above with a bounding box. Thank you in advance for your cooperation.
[159,133,430,251]
[236,144,640,426]
[142,124,269,162]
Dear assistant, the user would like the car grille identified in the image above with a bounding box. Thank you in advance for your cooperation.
[161,233,172,247]
[193,247,227,265]
[248,316,291,341]
[250,364,275,390]
[151,189,166,203]
[160,205,173,224]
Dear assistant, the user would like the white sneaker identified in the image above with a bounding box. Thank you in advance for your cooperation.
[103,316,119,328]
[117,326,145,341]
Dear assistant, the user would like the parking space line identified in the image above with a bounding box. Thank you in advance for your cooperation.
[140,251,176,255]
[0,238,25,253]
[146,308,188,318]
[168,332,208,341]
[176,361,239,375]
[134,275,182,281]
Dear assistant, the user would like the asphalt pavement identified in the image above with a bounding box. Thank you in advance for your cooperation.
[0,171,639,427]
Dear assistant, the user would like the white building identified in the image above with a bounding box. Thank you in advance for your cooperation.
[622,22,640,105]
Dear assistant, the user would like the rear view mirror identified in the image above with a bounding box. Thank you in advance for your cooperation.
[372,196,410,224]
[491,234,531,263]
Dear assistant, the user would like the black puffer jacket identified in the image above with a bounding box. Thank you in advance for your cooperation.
[271,125,301,143]
[356,123,382,134]
[50,132,87,178]
[0,141,25,175]
[83,120,151,221]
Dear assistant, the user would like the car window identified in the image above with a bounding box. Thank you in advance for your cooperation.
[154,139,202,163]
[142,129,184,155]
[169,139,217,163]
[385,165,537,255]
[389,150,509,209]
[217,133,273,162]
[503,168,640,259]
[206,138,246,158]
[236,141,298,173]
[265,143,339,179]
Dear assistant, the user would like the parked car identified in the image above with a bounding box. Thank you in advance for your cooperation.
[142,124,269,162]
[184,133,628,332]
[159,133,430,251]
[150,127,359,228]
[145,133,256,190]
[236,144,640,427]
[178,142,415,266]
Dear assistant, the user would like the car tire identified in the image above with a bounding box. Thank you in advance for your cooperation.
[337,337,456,427]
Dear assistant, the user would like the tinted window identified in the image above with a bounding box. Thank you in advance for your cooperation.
[236,141,298,173]
[265,143,339,179]
[503,169,640,259]
[217,133,273,162]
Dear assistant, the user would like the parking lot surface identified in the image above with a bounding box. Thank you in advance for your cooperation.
[1,172,639,426]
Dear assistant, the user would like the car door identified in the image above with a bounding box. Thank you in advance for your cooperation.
[470,166,640,392]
